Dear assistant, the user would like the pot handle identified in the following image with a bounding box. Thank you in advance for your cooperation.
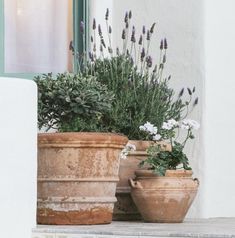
[193,178,200,186]
[129,178,143,189]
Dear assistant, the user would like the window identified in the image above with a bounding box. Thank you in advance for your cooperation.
[0,0,87,79]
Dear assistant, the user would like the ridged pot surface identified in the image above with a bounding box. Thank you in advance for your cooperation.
[37,132,128,225]
[130,169,199,223]
[113,140,171,221]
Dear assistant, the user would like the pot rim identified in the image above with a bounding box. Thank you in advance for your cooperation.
[38,132,128,148]
[134,169,193,178]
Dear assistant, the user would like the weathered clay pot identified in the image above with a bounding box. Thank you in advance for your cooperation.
[113,140,171,221]
[129,169,199,223]
[113,140,150,220]
[37,132,128,225]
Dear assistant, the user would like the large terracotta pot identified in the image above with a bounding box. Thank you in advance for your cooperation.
[113,140,171,220]
[37,132,128,225]
[129,169,199,223]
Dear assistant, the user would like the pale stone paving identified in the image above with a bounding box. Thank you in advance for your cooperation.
[32,218,235,238]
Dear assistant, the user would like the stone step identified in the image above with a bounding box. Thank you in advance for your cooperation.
[32,218,235,238]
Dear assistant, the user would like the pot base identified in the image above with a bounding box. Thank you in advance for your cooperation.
[37,207,112,225]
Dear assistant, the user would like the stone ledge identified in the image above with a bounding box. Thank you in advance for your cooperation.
[32,218,235,238]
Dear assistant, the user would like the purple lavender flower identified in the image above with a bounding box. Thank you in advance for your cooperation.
[100,44,103,52]
[91,36,93,43]
[164,38,168,49]
[131,26,136,43]
[138,35,143,45]
[141,48,145,61]
[187,88,192,95]
[129,10,132,19]
[109,25,112,34]
[146,56,153,68]
[98,24,102,36]
[163,54,166,63]
[108,47,113,54]
[92,18,96,30]
[122,29,126,39]
[124,11,128,23]
[160,39,164,50]
[101,38,106,48]
[147,30,150,40]
[194,97,199,106]
[105,8,109,20]
[150,22,156,34]
[80,21,84,34]
[153,64,157,73]
[116,47,120,56]
[179,88,184,97]
[142,25,146,34]
[69,41,74,52]
[89,51,94,61]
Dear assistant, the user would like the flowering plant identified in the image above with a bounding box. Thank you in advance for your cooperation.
[139,118,200,176]
[70,9,198,139]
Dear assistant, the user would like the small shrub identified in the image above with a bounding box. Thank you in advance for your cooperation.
[35,73,114,132]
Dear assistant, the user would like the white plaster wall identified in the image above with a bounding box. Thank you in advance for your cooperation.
[203,0,235,218]
[0,78,37,238]
[90,0,204,218]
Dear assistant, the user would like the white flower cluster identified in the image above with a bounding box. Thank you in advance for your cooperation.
[139,122,161,141]
[181,119,200,130]
[162,119,178,130]
[139,121,158,135]
[120,143,136,160]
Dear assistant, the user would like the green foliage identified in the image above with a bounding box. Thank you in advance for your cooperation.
[83,55,186,139]
[34,73,114,132]
[72,10,197,139]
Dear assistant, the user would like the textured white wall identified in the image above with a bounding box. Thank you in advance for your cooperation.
[203,0,235,218]
[0,78,37,238]
[90,0,204,218]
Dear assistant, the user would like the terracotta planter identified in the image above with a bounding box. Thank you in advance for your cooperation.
[37,132,128,225]
[129,169,199,223]
[113,140,171,221]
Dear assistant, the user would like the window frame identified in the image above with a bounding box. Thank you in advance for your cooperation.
[0,0,88,79]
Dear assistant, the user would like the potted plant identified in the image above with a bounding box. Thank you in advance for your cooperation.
[73,9,199,220]
[35,73,128,225]
[129,118,200,223]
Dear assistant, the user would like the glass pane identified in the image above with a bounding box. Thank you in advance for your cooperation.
[4,0,73,73]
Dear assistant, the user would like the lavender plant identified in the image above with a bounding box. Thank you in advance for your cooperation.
[71,9,198,139]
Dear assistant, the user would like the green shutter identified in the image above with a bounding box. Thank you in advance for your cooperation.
[73,0,89,73]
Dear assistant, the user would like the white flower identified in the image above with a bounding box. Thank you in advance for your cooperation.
[152,134,161,141]
[139,125,146,131]
[139,121,158,135]
[162,119,179,130]
[162,122,172,130]
[168,119,179,127]
[181,119,200,130]
[119,143,136,160]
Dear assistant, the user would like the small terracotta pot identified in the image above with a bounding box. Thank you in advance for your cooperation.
[113,140,171,221]
[37,132,128,225]
[129,169,199,223]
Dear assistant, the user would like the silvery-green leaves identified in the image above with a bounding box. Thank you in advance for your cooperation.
[34,73,114,132]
